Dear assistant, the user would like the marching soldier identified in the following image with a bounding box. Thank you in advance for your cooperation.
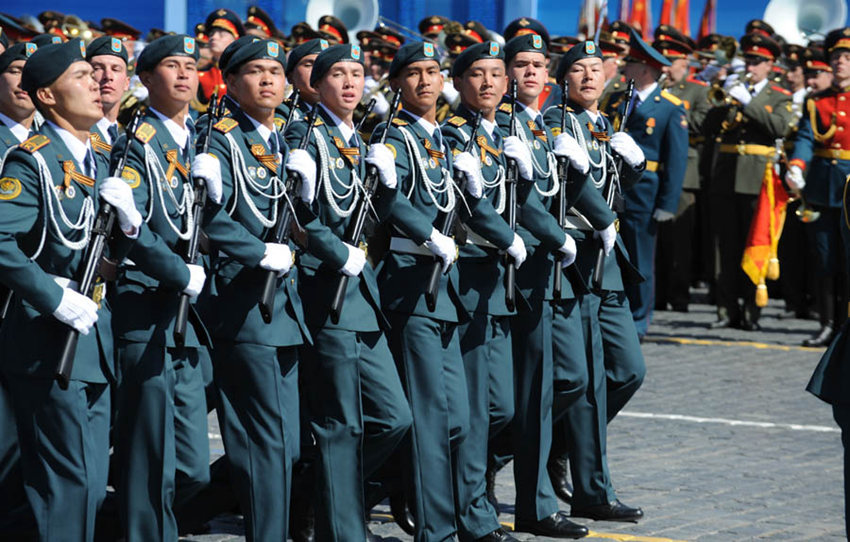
[601,29,688,338]
[109,34,215,540]
[86,36,130,148]
[284,38,329,125]
[0,39,141,541]
[703,31,794,330]
[653,36,711,312]
[198,36,307,541]
[544,39,648,525]
[283,43,413,541]
[495,34,593,540]
[198,9,244,104]
[0,42,36,161]
[786,28,850,346]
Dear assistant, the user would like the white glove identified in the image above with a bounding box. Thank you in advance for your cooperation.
[653,209,676,222]
[506,233,527,268]
[183,264,206,298]
[259,243,293,276]
[558,234,577,268]
[786,165,805,191]
[365,144,397,189]
[340,243,366,277]
[453,151,484,198]
[192,153,222,204]
[610,132,645,168]
[425,228,457,273]
[596,222,617,256]
[53,287,98,335]
[286,149,317,204]
[727,83,752,106]
[503,135,534,181]
[553,133,590,174]
[99,176,142,233]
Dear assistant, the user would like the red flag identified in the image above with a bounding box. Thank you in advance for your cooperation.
[675,0,690,36]
[659,0,675,26]
[741,159,790,307]
[698,0,715,40]
[630,0,652,40]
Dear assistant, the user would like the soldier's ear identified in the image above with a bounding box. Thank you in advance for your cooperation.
[138,71,152,88]
[452,76,460,92]
[36,87,55,107]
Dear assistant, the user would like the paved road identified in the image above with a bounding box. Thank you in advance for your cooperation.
[188,296,846,541]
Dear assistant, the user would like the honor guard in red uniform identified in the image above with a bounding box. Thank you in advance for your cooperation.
[197,9,244,104]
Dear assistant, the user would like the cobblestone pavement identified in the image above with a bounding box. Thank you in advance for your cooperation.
[186,295,846,541]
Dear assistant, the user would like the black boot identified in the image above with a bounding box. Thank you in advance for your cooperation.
[804,280,835,347]
[547,455,573,505]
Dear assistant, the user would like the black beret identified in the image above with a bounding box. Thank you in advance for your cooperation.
[310,43,364,86]
[222,38,284,76]
[452,40,504,77]
[505,34,547,66]
[21,38,86,93]
[0,42,37,74]
[136,34,200,73]
[286,38,330,73]
[388,41,440,78]
[503,17,550,47]
[86,35,128,64]
[30,33,63,48]
[205,9,245,39]
[556,40,603,81]
[219,36,260,72]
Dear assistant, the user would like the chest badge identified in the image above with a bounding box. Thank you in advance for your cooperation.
[336,157,345,169]
[65,184,76,199]
[646,117,656,135]
[257,167,267,179]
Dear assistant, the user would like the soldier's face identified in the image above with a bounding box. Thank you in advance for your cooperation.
[228,59,285,112]
[806,70,834,92]
[667,58,688,84]
[602,57,620,82]
[291,54,320,104]
[744,56,772,84]
[208,29,236,59]
[141,56,199,109]
[316,61,365,118]
[453,59,507,114]
[89,54,130,111]
[508,51,548,103]
[38,61,102,128]
[566,57,604,106]
[391,59,443,114]
[830,51,850,82]
[0,60,34,120]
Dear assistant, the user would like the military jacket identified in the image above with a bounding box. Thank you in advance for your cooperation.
[110,109,211,349]
[0,123,125,382]
[790,85,850,208]
[703,80,795,195]
[807,319,850,406]
[286,105,397,332]
[602,84,689,215]
[0,120,22,159]
[441,105,518,316]
[199,107,310,346]
[543,101,644,291]
[667,76,711,191]
[371,110,467,322]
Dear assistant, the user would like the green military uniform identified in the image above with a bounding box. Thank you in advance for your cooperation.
[373,107,471,541]
[110,106,212,541]
[285,101,412,541]
[656,75,710,310]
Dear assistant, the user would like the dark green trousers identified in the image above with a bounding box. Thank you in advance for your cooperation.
[114,341,209,541]
[301,328,412,542]
[0,373,30,531]
[454,313,510,540]
[214,341,299,542]
[8,375,110,542]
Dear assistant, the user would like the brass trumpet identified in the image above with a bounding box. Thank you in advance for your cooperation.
[708,73,754,107]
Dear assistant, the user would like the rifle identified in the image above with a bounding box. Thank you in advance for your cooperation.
[591,78,635,291]
[282,89,300,136]
[328,89,402,324]
[356,98,377,133]
[173,90,222,347]
[258,103,322,323]
[553,79,569,300]
[424,110,483,312]
[504,79,519,312]
[55,108,146,389]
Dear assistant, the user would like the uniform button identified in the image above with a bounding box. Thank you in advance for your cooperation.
[841,111,847,117]
[840,126,845,131]
[833,160,839,165]
[840,96,847,101]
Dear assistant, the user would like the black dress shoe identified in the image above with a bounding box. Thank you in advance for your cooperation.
[739,320,761,332]
[475,527,520,542]
[547,456,573,505]
[515,512,588,539]
[572,499,644,523]
[708,317,733,329]
[803,324,834,347]
[389,490,415,536]
[485,466,499,513]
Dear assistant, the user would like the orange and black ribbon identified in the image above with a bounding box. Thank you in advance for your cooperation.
[476,135,502,163]
[61,160,95,189]
[332,136,360,167]
[587,122,611,142]
[423,139,445,161]
[89,133,112,155]
[527,120,547,142]
[249,144,279,175]
[164,149,190,182]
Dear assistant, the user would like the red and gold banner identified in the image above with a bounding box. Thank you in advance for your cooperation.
[698,0,716,40]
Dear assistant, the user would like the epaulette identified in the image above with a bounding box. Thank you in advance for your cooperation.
[273,117,285,131]
[771,85,791,96]
[391,117,408,126]
[600,111,608,117]
[498,102,512,114]
[661,90,683,106]
[685,75,709,87]
[213,117,239,133]
[19,134,50,154]
[135,122,156,144]
[447,116,466,127]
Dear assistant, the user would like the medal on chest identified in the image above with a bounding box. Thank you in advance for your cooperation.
[646,117,656,135]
